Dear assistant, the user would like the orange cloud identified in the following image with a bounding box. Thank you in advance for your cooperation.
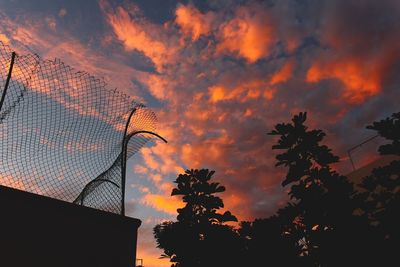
[217,4,274,63]
[140,74,170,100]
[134,165,148,174]
[180,132,234,170]
[199,188,256,222]
[0,33,10,44]
[209,85,227,103]
[141,193,183,215]
[207,78,276,104]
[304,0,400,104]
[101,2,173,71]
[140,141,184,176]
[306,58,381,104]
[270,60,294,85]
[141,147,161,170]
[175,4,213,41]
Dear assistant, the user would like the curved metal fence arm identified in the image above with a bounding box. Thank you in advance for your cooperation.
[126,131,168,144]
[120,106,168,215]
[121,125,168,214]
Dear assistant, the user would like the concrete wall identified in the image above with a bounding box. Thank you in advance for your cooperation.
[0,185,141,267]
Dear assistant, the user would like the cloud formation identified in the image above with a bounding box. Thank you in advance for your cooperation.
[175,4,214,41]
[1,0,400,266]
[96,0,400,225]
[100,0,177,72]
[307,0,400,103]
[216,3,275,63]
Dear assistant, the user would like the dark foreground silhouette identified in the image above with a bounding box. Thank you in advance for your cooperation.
[154,111,399,267]
[0,185,140,267]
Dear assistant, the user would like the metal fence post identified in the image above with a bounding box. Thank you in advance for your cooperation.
[0,52,16,112]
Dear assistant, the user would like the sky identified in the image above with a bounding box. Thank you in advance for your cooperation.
[0,0,399,266]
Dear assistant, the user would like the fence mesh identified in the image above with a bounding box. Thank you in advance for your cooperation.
[0,40,158,215]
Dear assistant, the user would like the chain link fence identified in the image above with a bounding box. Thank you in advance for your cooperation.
[0,40,163,215]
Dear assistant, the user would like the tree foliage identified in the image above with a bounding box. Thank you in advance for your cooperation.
[356,112,400,261]
[153,169,242,267]
[171,169,237,225]
[366,112,400,155]
[266,112,374,266]
[152,111,399,267]
[239,203,306,266]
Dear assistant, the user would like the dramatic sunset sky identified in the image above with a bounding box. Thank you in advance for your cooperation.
[0,0,399,266]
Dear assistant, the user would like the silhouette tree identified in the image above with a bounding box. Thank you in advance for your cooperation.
[153,169,243,267]
[267,112,373,266]
[239,203,307,266]
[152,112,398,266]
[367,112,400,156]
[356,112,400,262]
